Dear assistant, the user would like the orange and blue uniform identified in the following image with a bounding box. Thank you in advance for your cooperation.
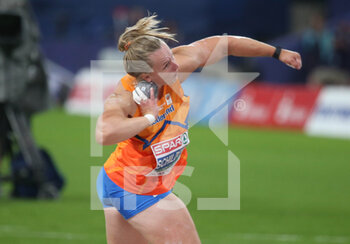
[104,75,190,196]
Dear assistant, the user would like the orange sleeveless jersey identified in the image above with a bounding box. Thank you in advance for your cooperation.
[104,75,190,195]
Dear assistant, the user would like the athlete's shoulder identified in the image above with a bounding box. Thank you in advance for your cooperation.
[172,44,196,58]
[103,81,136,117]
[120,74,137,92]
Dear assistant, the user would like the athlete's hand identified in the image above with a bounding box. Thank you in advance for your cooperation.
[279,49,302,70]
[139,88,158,118]
[132,87,147,105]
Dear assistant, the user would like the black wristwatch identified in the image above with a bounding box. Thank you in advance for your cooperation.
[273,46,282,60]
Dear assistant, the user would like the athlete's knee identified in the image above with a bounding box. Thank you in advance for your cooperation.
[155,219,200,243]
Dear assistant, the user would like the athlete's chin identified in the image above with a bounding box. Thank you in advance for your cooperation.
[166,74,178,85]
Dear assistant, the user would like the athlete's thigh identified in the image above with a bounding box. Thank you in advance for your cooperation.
[104,207,148,244]
[127,193,201,244]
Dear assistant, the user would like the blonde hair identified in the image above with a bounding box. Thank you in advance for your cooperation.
[118,14,178,77]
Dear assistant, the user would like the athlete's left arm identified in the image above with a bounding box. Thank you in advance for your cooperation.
[172,35,302,82]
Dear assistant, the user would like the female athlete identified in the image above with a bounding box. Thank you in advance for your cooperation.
[96,14,302,244]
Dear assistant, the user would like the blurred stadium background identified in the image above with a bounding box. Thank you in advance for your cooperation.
[1,0,350,243]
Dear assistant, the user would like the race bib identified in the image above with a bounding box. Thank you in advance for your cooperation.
[147,132,190,176]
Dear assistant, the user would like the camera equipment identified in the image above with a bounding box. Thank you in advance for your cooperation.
[0,0,63,198]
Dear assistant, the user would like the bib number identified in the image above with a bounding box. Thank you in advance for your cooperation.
[147,132,190,176]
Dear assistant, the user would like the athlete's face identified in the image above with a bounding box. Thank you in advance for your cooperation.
[143,42,179,87]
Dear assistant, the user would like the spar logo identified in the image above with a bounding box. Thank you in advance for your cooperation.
[148,132,190,176]
[151,132,190,156]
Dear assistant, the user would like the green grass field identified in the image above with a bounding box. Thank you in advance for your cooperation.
[0,109,350,244]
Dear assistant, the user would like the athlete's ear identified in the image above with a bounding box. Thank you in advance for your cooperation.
[139,73,152,82]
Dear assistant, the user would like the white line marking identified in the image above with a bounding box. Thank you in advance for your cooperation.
[226,232,350,243]
[0,225,104,241]
[1,225,349,243]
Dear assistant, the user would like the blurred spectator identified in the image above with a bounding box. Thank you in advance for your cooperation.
[334,21,350,70]
[112,6,129,39]
[128,6,145,26]
[301,12,350,86]
[301,12,335,72]
[112,6,147,41]
[54,12,70,38]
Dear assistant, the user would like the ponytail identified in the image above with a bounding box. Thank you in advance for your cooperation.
[117,14,178,77]
[118,14,177,52]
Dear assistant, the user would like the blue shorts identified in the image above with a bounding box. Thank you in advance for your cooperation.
[96,167,172,220]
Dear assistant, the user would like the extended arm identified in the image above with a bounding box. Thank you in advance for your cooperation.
[173,35,302,81]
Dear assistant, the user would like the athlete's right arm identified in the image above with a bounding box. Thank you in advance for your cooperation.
[95,84,158,145]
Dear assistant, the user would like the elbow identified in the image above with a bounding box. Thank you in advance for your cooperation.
[95,129,106,145]
[95,117,105,145]
[96,128,121,146]
[95,120,118,145]
[95,128,119,146]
